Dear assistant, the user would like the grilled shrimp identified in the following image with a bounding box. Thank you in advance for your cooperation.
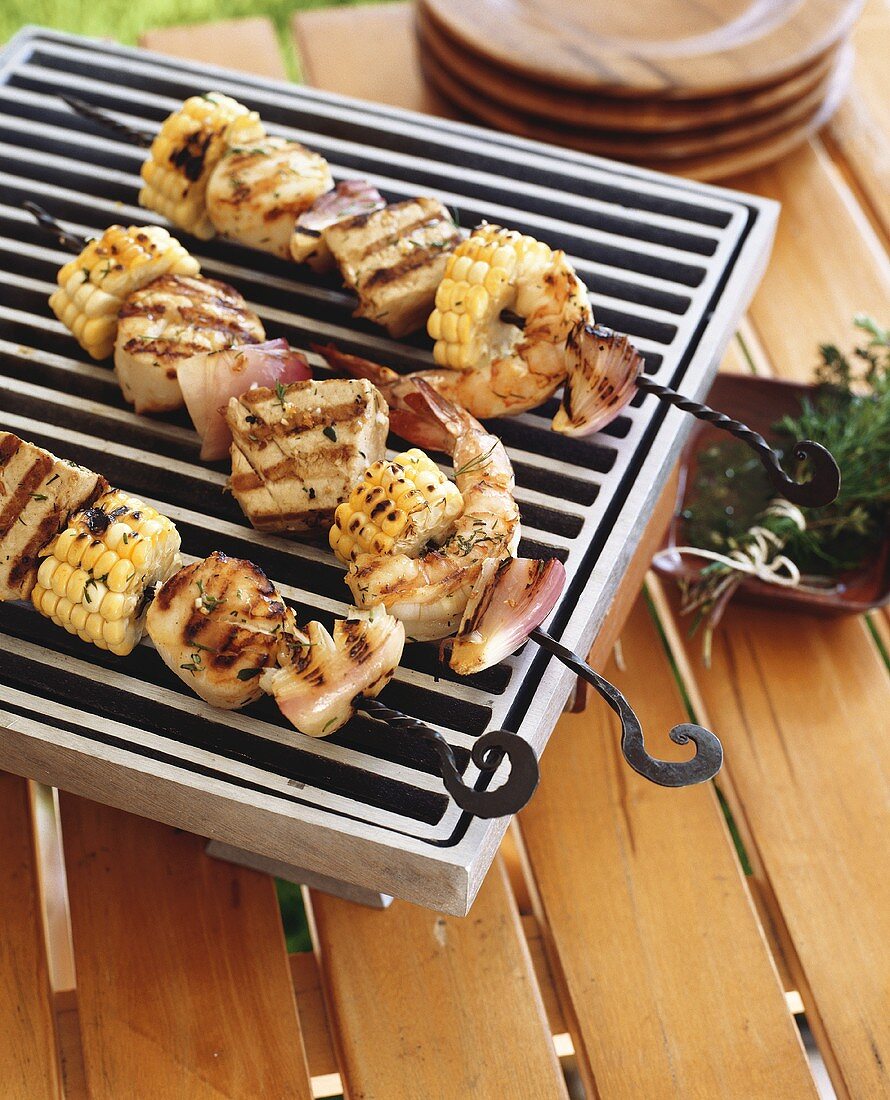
[206,137,333,259]
[345,380,520,641]
[114,274,265,414]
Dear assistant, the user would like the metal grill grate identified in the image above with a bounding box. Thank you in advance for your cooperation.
[0,28,777,913]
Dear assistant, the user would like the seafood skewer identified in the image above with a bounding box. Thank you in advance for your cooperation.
[0,432,535,814]
[58,100,840,506]
[63,94,456,336]
[29,205,267,414]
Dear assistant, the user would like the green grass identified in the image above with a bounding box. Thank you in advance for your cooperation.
[1,0,384,82]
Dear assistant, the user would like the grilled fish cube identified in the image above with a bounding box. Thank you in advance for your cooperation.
[114,274,265,414]
[0,433,107,601]
[323,198,461,337]
[227,378,389,533]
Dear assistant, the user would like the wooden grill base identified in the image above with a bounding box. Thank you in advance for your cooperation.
[205,840,393,908]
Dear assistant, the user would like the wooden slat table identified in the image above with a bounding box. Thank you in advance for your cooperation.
[1,3,888,1096]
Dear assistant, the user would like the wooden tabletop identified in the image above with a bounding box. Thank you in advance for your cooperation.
[1,3,888,1097]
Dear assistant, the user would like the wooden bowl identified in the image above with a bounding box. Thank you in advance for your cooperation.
[653,373,890,616]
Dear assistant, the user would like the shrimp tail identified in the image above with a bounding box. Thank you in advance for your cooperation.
[311,342,401,386]
[552,323,643,437]
[317,342,461,453]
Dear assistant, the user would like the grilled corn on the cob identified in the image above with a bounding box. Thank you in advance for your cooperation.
[428,225,557,371]
[330,448,463,564]
[49,225,200,360]
[140,93,265,239]
[32,489,181,656]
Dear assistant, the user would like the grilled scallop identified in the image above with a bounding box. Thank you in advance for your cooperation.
[114,274,265,414]
[206,138,334,259]
[146,551,295,709]
[0,433,107,601]
[323,197,462,337]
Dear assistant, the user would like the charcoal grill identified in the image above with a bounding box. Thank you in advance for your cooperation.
[0,27,778,914]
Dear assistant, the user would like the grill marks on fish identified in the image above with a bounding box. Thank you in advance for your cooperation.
[114,274,265,413]
[147,552,294,708]
[227,378,389,534]
[0,433,107,600]
[324,197,461,337]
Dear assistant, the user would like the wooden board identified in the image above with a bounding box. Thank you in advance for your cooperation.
[825,0,890,245]
[0,773,61,1100]
[418,32,848,161]
[139,17,288,81]
[58,796,313,1099]
[516,599,817,1098]
[293,3,456,116]
[658,590,890,1099]
[735,139,890,372]
[420,0,862,96]
[418,4,840,133]
[307,856,568,1100]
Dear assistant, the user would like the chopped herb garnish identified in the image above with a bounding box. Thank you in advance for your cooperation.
[274,379,288,408]
[46,473,60,484]
[180,651,204,675]
[236,666,263,681]
[322,425,337,442]
[196,578,225,612]
[31,493,47,501]
[454,440,499,479]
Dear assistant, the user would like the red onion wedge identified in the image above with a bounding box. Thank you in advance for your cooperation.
[449,556,566,675]
[262,608,405,738]
[178,339,311,461]
[290,179,386,270]
[552,323,643,437]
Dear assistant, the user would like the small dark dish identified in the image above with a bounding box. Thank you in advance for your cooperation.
[654,373,890,616]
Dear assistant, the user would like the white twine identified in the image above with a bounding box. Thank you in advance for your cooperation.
[672,499,807,589]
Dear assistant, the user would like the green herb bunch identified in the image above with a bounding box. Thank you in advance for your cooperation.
[673,316,890,662]
[775,315,890,574]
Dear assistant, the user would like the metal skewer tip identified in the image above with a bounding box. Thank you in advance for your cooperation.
[62,95,153,148]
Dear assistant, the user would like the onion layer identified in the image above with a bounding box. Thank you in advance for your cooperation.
[178,339,311,460]
[552,323,643,437]
[449,556,566,675]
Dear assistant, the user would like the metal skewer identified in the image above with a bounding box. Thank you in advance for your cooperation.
[63,96,153,147]
[23,200,724,818]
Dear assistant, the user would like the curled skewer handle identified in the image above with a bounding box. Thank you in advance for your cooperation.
[62,96,153,148]
[358,696,539,818]
[23,202,86,253]
[636,376,840,508]
[530,628,723,787]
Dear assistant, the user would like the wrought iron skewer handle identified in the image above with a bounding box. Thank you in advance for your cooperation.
[358,697,539,818]
[636,375,840,509]
[531,628,723,787]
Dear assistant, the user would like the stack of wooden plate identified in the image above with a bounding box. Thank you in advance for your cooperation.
[416,0,862,179]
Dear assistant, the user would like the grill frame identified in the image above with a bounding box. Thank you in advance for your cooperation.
[0,27,778,914]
